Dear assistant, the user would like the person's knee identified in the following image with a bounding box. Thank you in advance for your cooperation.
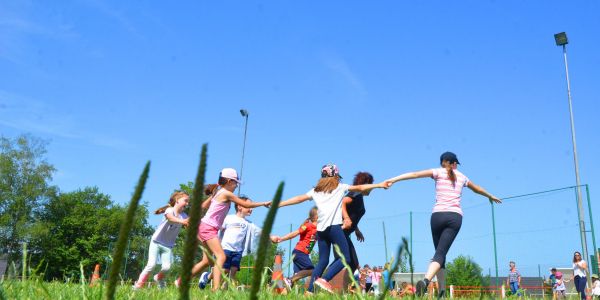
[161,262,171,272]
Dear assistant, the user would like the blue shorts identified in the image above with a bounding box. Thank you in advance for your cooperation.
[223,250,242,270]
[292,249,314,274]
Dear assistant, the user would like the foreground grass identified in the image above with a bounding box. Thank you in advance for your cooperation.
[0,280,400,300]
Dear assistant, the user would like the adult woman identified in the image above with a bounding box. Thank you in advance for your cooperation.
[573,251,588,300]
[386,152,501,296]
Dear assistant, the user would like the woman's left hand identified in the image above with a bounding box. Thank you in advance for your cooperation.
[489,196,502,204]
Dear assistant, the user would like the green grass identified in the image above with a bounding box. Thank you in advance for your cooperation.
[3,279,510,300]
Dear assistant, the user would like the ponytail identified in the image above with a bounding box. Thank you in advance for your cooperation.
[154,191,189,215]
[444,163,457,187]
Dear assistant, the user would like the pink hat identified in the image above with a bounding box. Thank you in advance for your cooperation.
[321,163,342,179]
[555,271,563,279]
[220,168,241,183]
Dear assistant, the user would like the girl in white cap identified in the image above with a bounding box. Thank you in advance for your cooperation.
[176,168,271,291]
[386,152,501,297]
[279,163,391,294]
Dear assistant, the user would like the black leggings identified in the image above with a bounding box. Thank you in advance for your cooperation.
[430,212,462,268]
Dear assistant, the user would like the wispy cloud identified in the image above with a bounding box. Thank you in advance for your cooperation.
[79,0,141,38]
[322,52,368,97]
[0,90,134,150]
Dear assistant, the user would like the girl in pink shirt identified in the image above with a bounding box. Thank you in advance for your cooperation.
[387,152,501,297]
[177,168,270,291]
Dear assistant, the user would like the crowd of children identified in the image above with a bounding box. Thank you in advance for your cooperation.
[128,153,598,299]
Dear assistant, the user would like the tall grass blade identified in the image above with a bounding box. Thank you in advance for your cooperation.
[249,181,284,300]
[333,244,363,299]
[379,237,409,300]
[21,243,27,282]
[104,161,150,300]
[179,144,208,300]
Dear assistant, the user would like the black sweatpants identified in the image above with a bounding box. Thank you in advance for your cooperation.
[430,212,462,268]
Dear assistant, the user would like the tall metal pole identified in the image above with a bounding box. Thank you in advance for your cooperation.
[383,221,389,263]
[491,203,499,288]
[559,41,590,286]
[238,109,249,196]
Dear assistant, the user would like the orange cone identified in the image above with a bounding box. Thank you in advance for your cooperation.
[272,254,287,294]
[90,264,101,286]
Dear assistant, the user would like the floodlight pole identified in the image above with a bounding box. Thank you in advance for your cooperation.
[555,33,590,287]
[238,109,249,196]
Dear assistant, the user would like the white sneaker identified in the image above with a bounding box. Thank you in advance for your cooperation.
[198,272,210,289]
[283,278,292,290]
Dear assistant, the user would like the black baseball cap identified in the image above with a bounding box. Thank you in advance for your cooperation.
[440,152,460,165]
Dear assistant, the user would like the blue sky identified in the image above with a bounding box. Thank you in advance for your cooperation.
[1,1,599,278]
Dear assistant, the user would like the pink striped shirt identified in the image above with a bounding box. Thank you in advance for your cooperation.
[431,168,470,215]
[200,189,231,228]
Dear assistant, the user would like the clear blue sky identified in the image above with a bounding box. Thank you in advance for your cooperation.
[1,1,599,278]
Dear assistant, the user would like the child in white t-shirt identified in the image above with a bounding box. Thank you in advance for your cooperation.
[554,272,568,299]
[133,191,189,289]
[198,196,278,289]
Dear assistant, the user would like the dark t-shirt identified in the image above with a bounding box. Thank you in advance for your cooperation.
[345,191,366,234]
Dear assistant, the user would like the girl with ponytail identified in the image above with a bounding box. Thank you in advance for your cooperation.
[386,152,501,297]
[134,191,190,289]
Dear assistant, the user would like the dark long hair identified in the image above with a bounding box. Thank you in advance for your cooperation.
[441,160,457,187]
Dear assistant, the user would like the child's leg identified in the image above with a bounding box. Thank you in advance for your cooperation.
[156,244,172,280]
[204,237,226,291]
[135,241,159,286]
[191,242,213,276]
[321,225,350,281]
[308,231,331,292]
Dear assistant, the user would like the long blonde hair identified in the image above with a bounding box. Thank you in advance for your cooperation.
[155,191,189,214]
[314,177,340,193]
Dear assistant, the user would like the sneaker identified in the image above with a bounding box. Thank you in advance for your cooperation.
[132,281,144,290]
[314,278,334,294]
[416,278,429,296]
[283,277,292,290]
[198,271,210,289]
[153,274,166,289]
[174,278,181,288]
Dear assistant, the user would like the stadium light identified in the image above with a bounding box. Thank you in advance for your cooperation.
[554,32,592,288]
[238,109,249,196]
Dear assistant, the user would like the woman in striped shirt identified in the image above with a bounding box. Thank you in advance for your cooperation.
[387,152,501,297]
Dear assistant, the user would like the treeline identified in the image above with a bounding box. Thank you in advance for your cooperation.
[0,135,155,280]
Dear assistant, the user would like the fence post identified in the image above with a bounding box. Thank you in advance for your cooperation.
[449,285,454,298]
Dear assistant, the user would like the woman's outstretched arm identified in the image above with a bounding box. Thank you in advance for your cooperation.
[467,181,501,204]
[386,169,434,183]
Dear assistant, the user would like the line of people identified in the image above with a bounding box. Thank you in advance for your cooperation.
[131,151,503,297]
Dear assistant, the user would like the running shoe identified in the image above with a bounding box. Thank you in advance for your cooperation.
[153,274,166,289]
[416,278,429,296]
[283,277,292,290]
[198,271,210,289]
[314,278,334,293]
[174,278,180,288]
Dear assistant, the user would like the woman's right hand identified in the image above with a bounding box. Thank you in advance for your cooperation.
[342,218,352,230]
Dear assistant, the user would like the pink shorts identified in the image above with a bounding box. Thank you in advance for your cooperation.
[197,222,219,242]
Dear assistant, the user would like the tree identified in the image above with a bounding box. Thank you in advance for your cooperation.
[0,135,56,263]
[446,255,484,287]
[30,187,153,280]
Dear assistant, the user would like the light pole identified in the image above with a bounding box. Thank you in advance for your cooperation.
[239,109,249,196]
[554,32,590,286]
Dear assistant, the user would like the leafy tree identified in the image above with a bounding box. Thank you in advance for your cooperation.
[446,255,484,287]
[0,134,56,263]
[30,187,153,281]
